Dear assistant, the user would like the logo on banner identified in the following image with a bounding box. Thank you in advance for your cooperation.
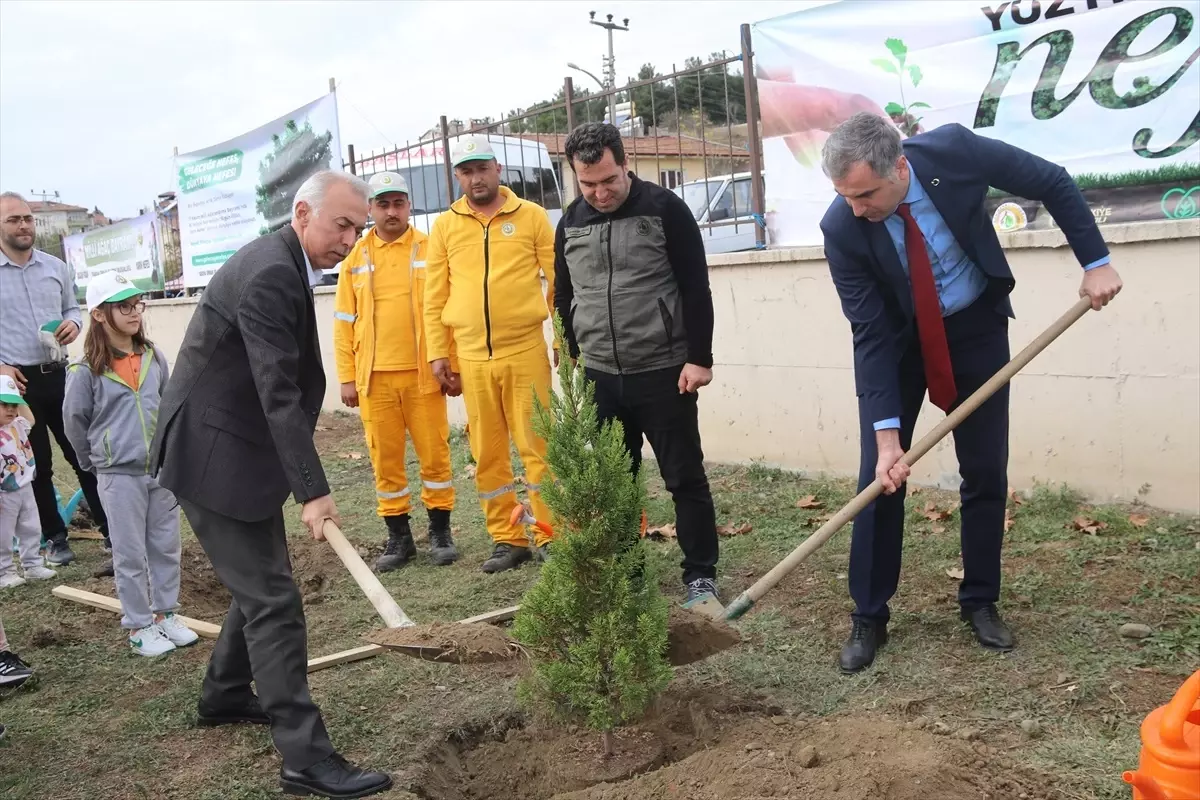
[1161,186,1199,219]
[992,203,1028,233]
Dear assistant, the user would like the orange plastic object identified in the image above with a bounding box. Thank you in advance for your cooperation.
[1123,669,1200,800]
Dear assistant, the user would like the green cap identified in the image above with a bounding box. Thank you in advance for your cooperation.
[0,374,25,406]
[450,135,497,168]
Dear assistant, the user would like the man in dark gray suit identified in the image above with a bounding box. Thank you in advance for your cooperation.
[151,170,391,798]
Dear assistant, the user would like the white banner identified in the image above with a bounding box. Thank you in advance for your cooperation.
[752,0,1200,247]
[175,93,342,287]
[63,212,164,298]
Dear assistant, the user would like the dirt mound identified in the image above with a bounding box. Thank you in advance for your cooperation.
[666,606,742,665]
[79,537,331,621]
[415,689,779,800]
[367,623,524,664]
[414,688,1053,800]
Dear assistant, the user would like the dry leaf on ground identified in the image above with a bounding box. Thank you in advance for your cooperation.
[922,502,953,522]
[646,523,677,540]
[1004,509,1015,532]
[464,464,477,479]
[717,522,754,537]
[931,524,946,534]
[1008,487,1024,506]
[315,425,331,432]
[795,495,824,509]
[1128,513,1150,528]
[341,452,364,460]
[1070,516,1108,535]
[945,567,965,580]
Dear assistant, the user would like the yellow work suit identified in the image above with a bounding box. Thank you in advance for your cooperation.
[424,186,557,547]
[334,225,458,518]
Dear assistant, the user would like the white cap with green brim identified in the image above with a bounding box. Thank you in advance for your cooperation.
[0,374,26,406]
[450,135,497,168]
[368,172,410,198]
[86,270,142,313]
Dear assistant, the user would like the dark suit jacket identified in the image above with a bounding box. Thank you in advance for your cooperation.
[820,122,1108,424]
[150,225,329,522]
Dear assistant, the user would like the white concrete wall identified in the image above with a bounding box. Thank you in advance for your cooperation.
[112,219,1200,512]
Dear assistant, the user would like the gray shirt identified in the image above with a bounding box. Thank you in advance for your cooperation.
[0,248,84,366]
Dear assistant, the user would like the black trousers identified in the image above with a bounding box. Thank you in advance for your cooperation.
[585,365,718,585]
[179,499,334,771]
[849,297,1010,624]
[20,364,108,541]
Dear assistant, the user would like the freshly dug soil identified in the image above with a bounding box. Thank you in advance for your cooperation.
[666,606,742,665]
[560,715,1053,800]
[80,537,331,621]
[366,622,524,664]
[414,688,1054,800]
[416,689,774,800]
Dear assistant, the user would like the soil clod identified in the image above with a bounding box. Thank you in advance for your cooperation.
[665,606,741,666]
[366,622,525,664]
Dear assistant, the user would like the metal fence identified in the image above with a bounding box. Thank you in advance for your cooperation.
[346,23,765,251]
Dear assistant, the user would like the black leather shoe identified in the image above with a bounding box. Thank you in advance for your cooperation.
[838,619,888,674]
[197,696,271,727]
[961,604,1015,652]
[280,753,392,798]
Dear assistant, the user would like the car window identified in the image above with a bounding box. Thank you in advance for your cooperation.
[675,180,724,220]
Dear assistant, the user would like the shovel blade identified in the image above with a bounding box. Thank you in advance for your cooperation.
[681,593,725,621]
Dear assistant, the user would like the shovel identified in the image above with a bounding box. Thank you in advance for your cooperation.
[321,519,414,628]
[722,296,1095,621]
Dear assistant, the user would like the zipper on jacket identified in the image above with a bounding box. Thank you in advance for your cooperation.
[482,223,493,358]
[605,219,622,373]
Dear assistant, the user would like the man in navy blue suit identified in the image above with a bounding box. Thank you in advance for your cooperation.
[819,112,1122,673]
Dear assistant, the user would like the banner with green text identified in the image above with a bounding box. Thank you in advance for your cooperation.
[63,212,164,299]
[175,93,342,287]
[752,0,1200,247]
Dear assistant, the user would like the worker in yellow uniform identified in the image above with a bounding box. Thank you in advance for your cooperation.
[334,171,460,572]
[424,135,557,574]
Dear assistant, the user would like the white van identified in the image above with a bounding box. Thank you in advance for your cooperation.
[323,134,563,282]
[673,171,766,255]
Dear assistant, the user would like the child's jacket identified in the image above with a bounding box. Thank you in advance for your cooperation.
[63,346,170,476]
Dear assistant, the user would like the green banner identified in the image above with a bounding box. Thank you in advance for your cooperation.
[178,150,244,194]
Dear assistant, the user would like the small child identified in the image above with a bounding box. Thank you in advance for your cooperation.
[63,271,198,657]
[0,374,57,588]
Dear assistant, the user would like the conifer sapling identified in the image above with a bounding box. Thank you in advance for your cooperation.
[511,315,672,756]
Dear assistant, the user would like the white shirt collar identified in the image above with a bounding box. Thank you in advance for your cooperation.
[301,249,321,287]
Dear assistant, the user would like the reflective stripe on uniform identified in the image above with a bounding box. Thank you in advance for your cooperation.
[334,311,356,323]
[423,479,453,490]
[377,487,411,499]
[350,264,374,275]
[478,482,513,500]
[412,260,426,269]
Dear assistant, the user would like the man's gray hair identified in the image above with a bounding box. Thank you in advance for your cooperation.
[0,191,28,204]
[820,112,904,181]
[293,170,369,216]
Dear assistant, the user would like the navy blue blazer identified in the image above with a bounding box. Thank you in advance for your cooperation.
[820,122,1108,425]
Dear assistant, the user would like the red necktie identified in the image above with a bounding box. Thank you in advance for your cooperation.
[895,203,957,412]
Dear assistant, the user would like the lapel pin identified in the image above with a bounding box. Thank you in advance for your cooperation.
[931,178,941,186]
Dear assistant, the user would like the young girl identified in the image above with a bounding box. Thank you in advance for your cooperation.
[0,374,57,588]
[63,271,198,657]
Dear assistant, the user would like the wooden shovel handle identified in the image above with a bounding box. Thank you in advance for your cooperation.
[723,296,1094,620]
[321,519,414,628]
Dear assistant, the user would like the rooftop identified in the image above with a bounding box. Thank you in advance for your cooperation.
[519,133,749,159]
[30,201,89,213]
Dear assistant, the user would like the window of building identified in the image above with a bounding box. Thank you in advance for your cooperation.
[660,169,683,189]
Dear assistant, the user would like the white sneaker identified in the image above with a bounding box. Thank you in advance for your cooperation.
[0,572,26,589]
[129,624,176,657]
[156,613,199,647]
[23,565,57,581]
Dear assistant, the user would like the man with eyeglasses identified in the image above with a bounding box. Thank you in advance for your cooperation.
[0,191,109,568]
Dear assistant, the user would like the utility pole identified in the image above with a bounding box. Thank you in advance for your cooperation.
[589,11,628,126]
[29,189,60,205]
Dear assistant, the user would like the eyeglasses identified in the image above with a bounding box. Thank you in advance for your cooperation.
[114,300,146,316]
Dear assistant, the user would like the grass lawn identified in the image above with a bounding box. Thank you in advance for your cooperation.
[1,411,1197,799]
